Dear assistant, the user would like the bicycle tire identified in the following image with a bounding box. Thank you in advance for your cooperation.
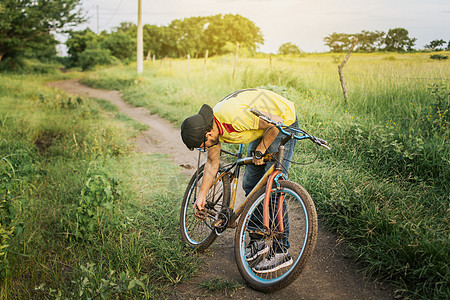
[234,180,318,292]
[180,163,231,252]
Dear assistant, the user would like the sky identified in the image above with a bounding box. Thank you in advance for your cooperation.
[74,0,450,53]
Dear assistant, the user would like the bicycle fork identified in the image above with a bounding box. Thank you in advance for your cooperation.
[263,145,288,235]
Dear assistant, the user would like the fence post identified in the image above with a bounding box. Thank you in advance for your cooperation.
[187,53,190,75]
[204,49,209,79]
[269,53,272,69]
[338,38,358,104]
[146,50,151,61]
[152,54,156,64]
[232,43,239,79]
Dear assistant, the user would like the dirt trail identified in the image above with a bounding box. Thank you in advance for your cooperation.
[48,80,395,299]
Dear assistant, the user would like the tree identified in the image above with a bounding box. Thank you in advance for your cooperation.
[143,24,164,58]
[203,14,263,55]
[168,17,209,58]
[278,42,301,55]
[384,28,416,52]
[115,22,137,36]
[78,46,119,71]
[323,33,353,52]
[102,31,136,62]
[425,39,447,51]
[0,0,84,63]
[354,30,385,52]
[66,28,100,66]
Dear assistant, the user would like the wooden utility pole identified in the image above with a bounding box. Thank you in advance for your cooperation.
[136,0,143,74]
[338,38,358,104]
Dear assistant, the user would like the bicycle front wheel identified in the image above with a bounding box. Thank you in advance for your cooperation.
[234,180,318,292]
[180,164,231,252]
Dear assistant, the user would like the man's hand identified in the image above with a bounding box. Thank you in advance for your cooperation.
[194,196,206,211]
[252,156,265,165]
[193,141,221,220]
[252,148,266,165]
[193,196,207,220]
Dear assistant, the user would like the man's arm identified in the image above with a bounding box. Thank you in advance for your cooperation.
[253,112,283,165]
[194,142,221,211]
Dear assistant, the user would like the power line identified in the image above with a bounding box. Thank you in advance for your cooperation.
[100,0,126,29]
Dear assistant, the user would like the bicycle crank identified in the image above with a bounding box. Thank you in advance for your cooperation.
[212,207,233,235]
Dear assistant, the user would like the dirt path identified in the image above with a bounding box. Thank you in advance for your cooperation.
[48,80,396,299]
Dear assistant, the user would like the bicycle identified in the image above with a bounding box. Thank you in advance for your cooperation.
[179,108,330,292]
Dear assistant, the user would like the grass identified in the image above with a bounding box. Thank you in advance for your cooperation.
[199,277,243,296]
[80,52,449,299]
[0,74,199,299]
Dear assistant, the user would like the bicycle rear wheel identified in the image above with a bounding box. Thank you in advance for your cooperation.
[234,180,318,292]
[180,164,231,252]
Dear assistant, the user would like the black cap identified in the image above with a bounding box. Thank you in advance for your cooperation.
[180,104,214,150]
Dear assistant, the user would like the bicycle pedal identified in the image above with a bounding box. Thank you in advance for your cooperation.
[212,219,225,228]
[193,207,208,220]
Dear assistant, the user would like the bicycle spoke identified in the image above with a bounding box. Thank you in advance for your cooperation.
[180,165,231,251]
[235,181,317,291]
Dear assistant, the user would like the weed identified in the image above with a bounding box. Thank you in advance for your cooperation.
[64,166,121,241]
[35,263,149,299]
[199,277,243,295]
[423,83,449,132]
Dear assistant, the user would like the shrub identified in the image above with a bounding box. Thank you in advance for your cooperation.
[0,58,62,74]
[430,54,448,60]
[79,48,120,71]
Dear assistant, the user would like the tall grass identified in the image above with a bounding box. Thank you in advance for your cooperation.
[0,74,198,299]
[82,52,449,298]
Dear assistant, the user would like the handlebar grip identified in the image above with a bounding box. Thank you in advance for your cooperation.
[250,108,277,125]
[311,136,331,150]
[250,108,264,117]
[315,137,328,146]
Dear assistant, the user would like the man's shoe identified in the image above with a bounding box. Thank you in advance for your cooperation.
[252,251,293,273]
[245,240,269,261]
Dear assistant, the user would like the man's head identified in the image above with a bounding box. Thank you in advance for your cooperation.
[181,104,216,150]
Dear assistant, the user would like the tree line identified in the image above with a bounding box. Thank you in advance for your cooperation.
[1,0,449,72]
[65,14,264,70]
[0,0,264,70]
[323,28,450,53]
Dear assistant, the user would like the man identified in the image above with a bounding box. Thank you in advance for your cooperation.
[180,88,298,273]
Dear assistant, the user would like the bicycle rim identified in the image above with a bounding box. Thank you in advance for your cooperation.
[235,181,317,292]
[180,165,230,251]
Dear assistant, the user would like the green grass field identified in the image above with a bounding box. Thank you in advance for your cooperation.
[0,74,197,298]
[81,52,449,298]
[0,51,448,299]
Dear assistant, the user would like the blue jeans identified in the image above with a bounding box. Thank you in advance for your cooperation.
[243,118,298,252]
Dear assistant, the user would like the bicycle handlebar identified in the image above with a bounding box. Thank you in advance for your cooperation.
[250,108,331,150]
